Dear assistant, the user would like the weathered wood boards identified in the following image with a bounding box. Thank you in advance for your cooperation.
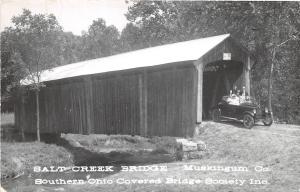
[15,37,251,137]
[194,59,203,124]
[16,62,197,137]
[146,64,195,137]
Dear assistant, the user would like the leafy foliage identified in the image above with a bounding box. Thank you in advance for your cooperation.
[122,1,300,123]
[79,18,120,60]
[1,9,63,112]
[1,3,299,124]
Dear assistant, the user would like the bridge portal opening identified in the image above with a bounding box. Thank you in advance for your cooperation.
[202,60,244,119]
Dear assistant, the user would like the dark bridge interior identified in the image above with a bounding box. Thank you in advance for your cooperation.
[203,60,243,119]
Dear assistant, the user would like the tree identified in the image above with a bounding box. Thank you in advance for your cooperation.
[123,1,300,123]
[80,18,120,60]
[120,23,144,52]
[1,9,63,141]
[244,2,300,121]
[1,30,26,113]
[124,1,179,47]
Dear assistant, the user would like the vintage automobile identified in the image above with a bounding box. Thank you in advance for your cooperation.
[211,95,273,129]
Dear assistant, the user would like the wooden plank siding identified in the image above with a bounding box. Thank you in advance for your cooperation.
[146,64,195,137]
[40,80,89,134]
[92,73,140,135]
[21,90,36,133]
[16,61,197,137]
[15,37,251,137]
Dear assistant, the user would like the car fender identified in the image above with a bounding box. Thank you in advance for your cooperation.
[243,111,255,118]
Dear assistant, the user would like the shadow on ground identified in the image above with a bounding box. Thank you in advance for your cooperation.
[46,134,174,165]
[1,128,175,170]
[46,135,175,167]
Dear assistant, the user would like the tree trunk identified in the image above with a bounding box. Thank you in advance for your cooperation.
[21,92,25,141]
[35,89,40,142]
[267,48,276,120]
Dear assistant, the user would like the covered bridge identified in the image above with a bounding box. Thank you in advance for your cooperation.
[15,34,253,137]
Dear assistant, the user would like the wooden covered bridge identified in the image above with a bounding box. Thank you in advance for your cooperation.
[15,34,253,137]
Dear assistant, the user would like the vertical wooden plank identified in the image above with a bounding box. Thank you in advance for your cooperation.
[191,65,198,136]
[141,70,148,136]
[84,77,94,134]
[79,85,83,134]
[181,67,192,137]
[166,69,172,136]
[144,71,148,136]
[195,59,204,123]
[148,71,153,136]
[114,76,118,134]
[171,67,177,136]
[71,86,75,133]
[94,79,99,133]
[138,73,144,136]
[188,66,196,137]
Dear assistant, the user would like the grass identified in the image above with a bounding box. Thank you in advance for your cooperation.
[1,142,74,180]
[62,122,300,192]
[2,121,300,192]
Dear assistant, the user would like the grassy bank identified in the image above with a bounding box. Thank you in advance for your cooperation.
[1,142,74,180]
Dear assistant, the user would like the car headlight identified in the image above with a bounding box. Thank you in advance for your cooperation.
[253,109,256,114]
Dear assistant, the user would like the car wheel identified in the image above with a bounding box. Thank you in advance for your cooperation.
[263,115,273,126]
[243,114,254,129]
[212,109,221,122]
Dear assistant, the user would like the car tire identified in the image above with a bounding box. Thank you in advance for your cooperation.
[212,109,221,122]
[243,114,254,129]
[263,115,273,126]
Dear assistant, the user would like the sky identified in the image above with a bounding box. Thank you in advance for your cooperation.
[0,0,129,35]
